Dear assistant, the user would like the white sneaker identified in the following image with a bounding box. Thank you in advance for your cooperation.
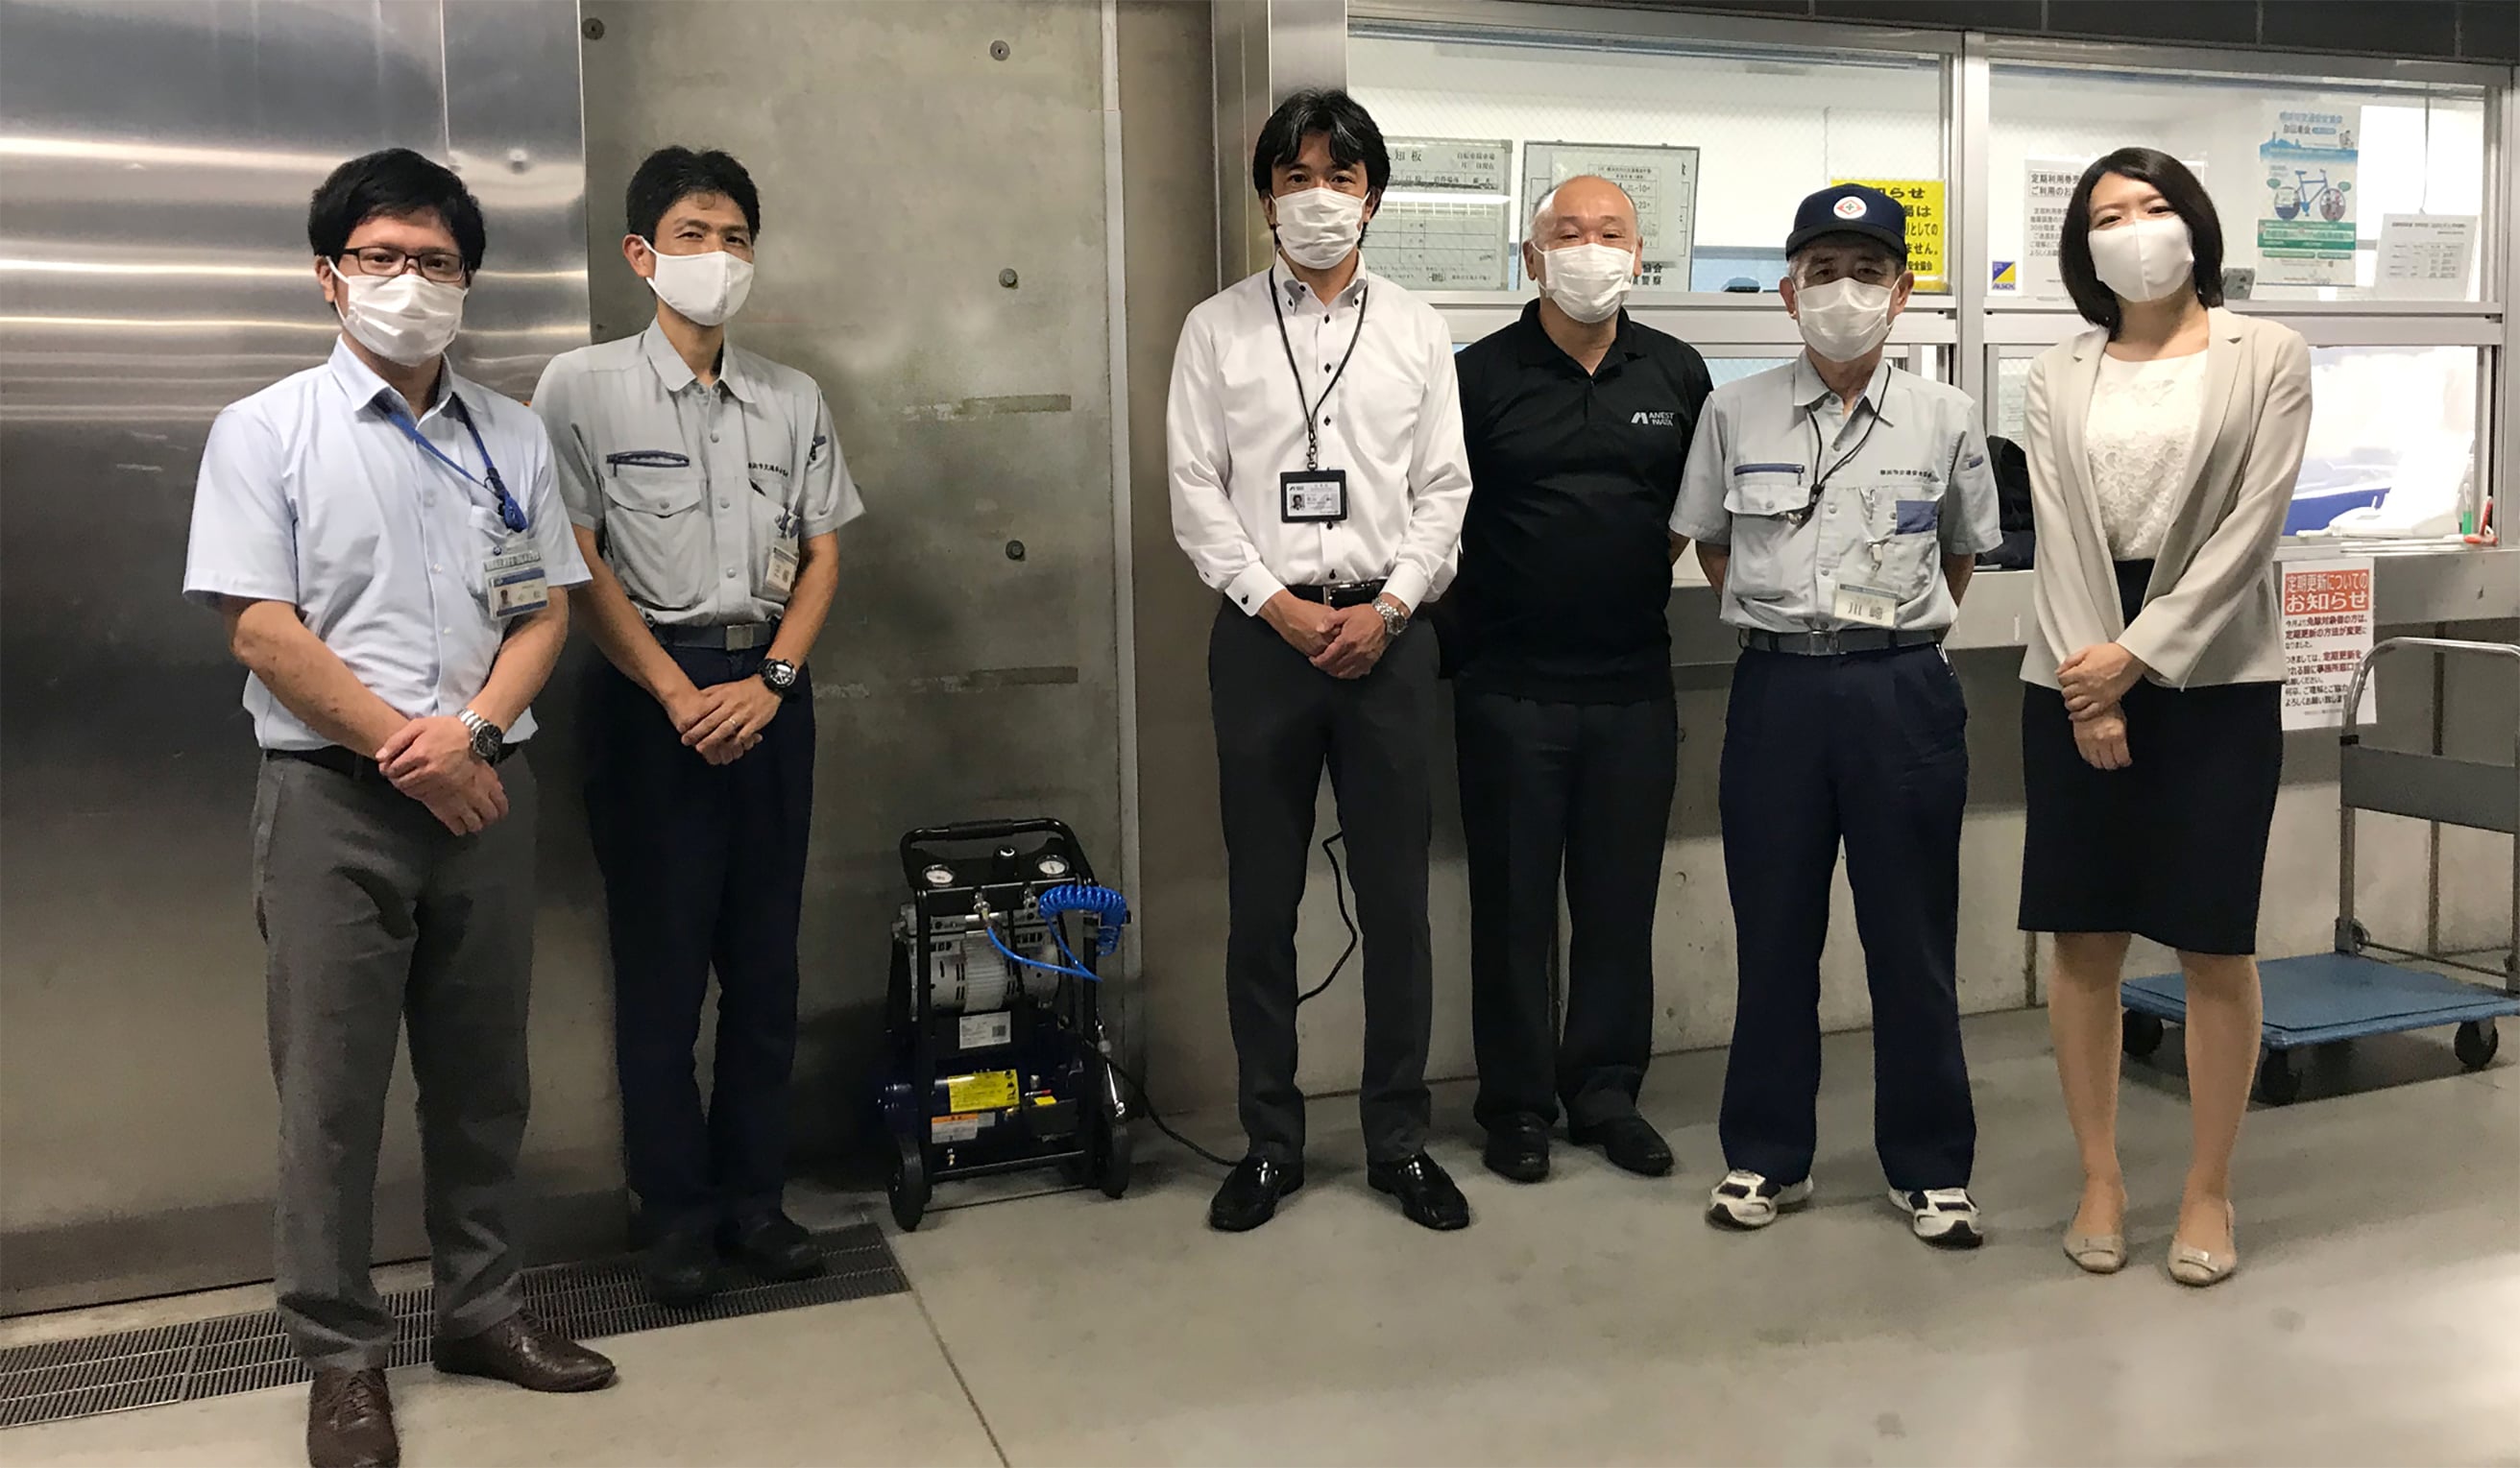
[1706,1169,1813,1230]
[1892,1187,1984,1249]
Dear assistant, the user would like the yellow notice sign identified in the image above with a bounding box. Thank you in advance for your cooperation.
[946,1069,1019,1112]
[1831,179,1946,293]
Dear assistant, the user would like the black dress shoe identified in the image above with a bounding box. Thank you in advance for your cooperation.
[1208,1154,1303,1232]
[1571,1114,1674,1177]
[641,1224,721,1307]
[432,1312,618,1393]
[1482,1116,1550,1184]
[306,1367,398,1468]
[723,1212,825,1282]
[1368,1151,1471,1231]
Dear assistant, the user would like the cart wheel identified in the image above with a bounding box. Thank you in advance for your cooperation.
[887,1132,930,1232]
[2121,1011,2165,1060]
[1096,1119,1133,1199]
[2254,1047,2300,1106]
[2454,1018,2500,1071]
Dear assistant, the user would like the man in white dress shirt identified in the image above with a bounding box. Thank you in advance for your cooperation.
[1168,88,1474,1234]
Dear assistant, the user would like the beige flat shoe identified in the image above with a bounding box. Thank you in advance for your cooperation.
[2063,1230,2127,1274]
[2168,1202,2239,1288]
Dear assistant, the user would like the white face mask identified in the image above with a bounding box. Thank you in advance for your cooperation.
[2087,214,2195,305]
[1791,277,1896,364]
[331,264,465,367]
[1272,186,1367,271]
[1538,242,1636,325]
[645,245,755,326]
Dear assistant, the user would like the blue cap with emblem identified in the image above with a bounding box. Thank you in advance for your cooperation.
[1785,183,1907,263]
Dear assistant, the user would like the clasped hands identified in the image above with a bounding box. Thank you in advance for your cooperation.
[1263,590,1403,679]
[2057,640,2147,772]
[376,716,505,835]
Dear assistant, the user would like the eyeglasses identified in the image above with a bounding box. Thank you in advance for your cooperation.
[339,245,468,284]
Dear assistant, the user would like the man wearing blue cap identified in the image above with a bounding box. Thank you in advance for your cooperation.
[1668,183,2001,1247]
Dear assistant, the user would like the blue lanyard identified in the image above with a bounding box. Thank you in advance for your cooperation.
[386,394,527,534]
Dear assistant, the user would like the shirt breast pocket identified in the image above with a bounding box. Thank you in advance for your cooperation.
[601,463,707,612]
[1867,483,1946,601]
[1722,468,1812,604]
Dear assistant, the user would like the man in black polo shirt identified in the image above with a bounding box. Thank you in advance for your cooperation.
[1451,175,1712,1184]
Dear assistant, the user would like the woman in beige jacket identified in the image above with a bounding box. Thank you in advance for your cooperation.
[2018,148,2312,1288]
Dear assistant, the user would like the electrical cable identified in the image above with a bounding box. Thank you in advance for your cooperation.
[1297,830,1358,1005]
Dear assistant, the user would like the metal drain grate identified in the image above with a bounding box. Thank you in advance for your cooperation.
[0,1222,906,1431]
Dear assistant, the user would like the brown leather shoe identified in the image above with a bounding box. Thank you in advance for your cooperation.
[430,1312,616,1393]
[306,1368,398,1468]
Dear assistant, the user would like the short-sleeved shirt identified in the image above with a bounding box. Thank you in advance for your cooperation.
[1670,355,2001,634]
[182,339,591,751]
[532,322,863,627]
[1451,303,1712,703]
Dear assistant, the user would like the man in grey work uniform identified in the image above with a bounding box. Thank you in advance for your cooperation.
[534,147,861,1305]
[1669,184,2002,1249]
[185,148,614,1468]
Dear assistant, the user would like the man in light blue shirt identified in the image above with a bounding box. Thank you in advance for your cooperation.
[182,148,610,1468]
[1669,184,2001,1252]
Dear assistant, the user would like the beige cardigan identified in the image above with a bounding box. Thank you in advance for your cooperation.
[2019,306,2314,690]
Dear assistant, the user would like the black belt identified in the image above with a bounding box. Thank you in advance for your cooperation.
[1739,627,1944,657]
[1284,580,1386,610]
[649,620,779,651]
[268,742,517,781]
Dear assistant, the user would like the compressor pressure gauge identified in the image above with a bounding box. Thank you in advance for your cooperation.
[921,863,956,888]
[1036,856,1070,878]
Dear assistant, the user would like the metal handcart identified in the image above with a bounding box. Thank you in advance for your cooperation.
[2120,638,2520,1104]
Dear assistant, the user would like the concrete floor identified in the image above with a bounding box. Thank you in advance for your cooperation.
[5,1009,2515,1467]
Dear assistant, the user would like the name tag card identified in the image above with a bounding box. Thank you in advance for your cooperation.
[485,538,549,618]
[1280,469,1348,524]
[766,538,799,597]
[1832,580,1899,628]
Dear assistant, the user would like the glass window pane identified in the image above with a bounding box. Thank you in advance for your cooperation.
[1349,25,1946,294]
[1989,64,2487,303]
[2295,345,2479,534]
[1987,347,2479,536]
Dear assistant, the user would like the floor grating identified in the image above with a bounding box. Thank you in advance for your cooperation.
[0,1222,906,1431]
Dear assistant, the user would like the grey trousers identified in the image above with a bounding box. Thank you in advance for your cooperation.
[253,753,538,1369]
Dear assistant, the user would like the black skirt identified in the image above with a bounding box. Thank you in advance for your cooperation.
[2018,561,2283,955]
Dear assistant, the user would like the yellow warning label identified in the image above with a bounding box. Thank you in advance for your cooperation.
[946,1069,1019,1112]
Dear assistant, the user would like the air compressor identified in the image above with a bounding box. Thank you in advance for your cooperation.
[878,818,1130,1230]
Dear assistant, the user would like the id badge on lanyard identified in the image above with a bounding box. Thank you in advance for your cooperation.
[765,506,801,596]
[1272,271,1367,525]
[485,535,549,618]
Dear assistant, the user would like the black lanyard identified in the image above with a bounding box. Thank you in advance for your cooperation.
[1791,395,1883,527]
[1269,268,1369,472]
[388,393,527,533]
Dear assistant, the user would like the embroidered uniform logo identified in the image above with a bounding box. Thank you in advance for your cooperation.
[749,461,791,477]
[809,433,829,466]
[1631,410,1676,427]
[1833,196,1868,219]
[605,449,691,469]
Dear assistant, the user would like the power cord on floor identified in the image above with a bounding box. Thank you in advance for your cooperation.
[1093,830,1362,1172]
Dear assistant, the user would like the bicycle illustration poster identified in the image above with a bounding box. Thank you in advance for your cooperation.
[2258,106,2357,285]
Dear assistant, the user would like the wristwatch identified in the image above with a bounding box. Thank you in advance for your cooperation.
[1372,597,1409,639]
[456,708,505,763]
[759,658,802,701]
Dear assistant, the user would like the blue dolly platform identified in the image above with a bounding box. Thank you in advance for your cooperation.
[2120,638,2520,1104]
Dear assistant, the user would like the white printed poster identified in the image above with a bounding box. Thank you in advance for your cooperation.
[2280,556,2377,731]
[2375,213,2477,301]
[2258,105,2358,286]
[1520,142,1699,289]
[2016,158,2087,296]
[1367,136,1514,291]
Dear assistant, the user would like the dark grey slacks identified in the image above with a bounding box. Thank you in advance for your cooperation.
[1208,601,1437,1167]
[254,754,536,1369]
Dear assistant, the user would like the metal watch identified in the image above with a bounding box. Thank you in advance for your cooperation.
[759,658,802,701]
[456,708,505,763]
[1372,598,1409,638]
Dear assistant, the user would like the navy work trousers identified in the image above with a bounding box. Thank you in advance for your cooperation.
[585,644,813,1233]
[1715,644,1975,1191]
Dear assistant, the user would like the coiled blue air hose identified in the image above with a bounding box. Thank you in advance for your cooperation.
[977,882,1130,982]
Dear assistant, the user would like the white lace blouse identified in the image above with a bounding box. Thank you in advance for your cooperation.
[2085,351,2208,560]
